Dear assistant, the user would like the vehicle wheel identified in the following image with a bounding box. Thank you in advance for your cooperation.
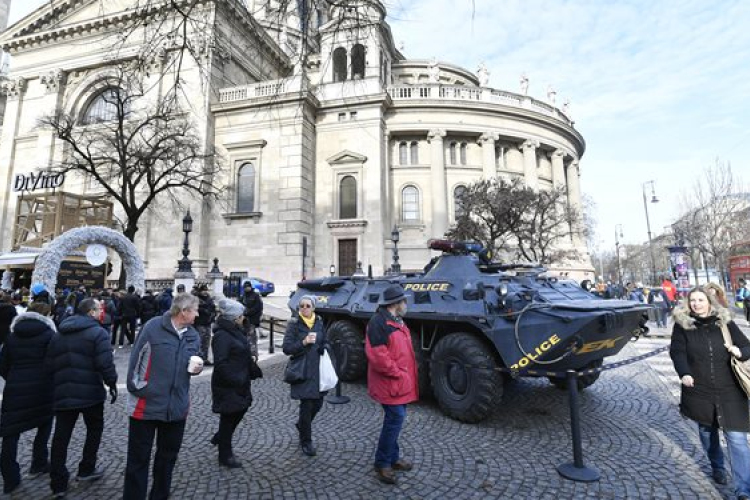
[548,359,603,390]
[261,292,270,297]
[411,332,432,399]
[326,320,367,382]
[429,333,503,423]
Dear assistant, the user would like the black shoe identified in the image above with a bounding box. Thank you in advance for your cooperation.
[76,467,104,482]
[713,468,728,485]
[219,456,243,468]
[204,360,213,366]
[738,495,750,500]
[28,463,50,478]
[301,442,317,457]
[52,489,67,499]
[3,481,20,494]
[210,433,218,446]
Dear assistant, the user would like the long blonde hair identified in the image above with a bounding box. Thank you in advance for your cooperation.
[703,282,728,308]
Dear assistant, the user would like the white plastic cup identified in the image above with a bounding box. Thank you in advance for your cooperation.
[188,355,204,374]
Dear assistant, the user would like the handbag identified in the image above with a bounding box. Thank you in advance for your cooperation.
[319,350,338,392]
[248,358,263,381]
[720,324,750,398]
[283,353,307,384]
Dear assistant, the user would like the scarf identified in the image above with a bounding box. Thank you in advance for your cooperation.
[299,312,316,330]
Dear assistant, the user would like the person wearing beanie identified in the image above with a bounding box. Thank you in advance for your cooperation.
[282,295,329,457]
[209,299,258,468]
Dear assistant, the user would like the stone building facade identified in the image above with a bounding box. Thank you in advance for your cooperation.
[0,0,591,294]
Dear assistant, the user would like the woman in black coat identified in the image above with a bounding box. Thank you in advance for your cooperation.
[0,303,55,494]
[282,295,329,457]
[0,292,17,347]
[670,287,750,499]
[210,298,258,468]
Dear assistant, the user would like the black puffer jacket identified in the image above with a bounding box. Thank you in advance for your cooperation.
[120,292,141,319]
[282,315,329,400]
[46,314,118,410]
[670,305,750,431]
[0,302,17,346]
[211,318,254,414]
[0,312,55,437]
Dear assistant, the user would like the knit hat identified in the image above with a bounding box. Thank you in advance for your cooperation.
[217,298,245,321]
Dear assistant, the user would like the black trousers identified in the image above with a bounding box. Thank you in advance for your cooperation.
[297,398,324,445]
[745,303,750,322]
[195,324,212,361]
[1,420,52,493]
[123,418,186,500]
[215,410,247,462]
[111,320,121,345]
[120,317,137,346]
[50,403,104,494]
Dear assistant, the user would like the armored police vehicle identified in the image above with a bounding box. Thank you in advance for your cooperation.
[289,240,650,423]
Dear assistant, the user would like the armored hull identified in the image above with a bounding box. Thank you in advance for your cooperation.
[290,247,650,423]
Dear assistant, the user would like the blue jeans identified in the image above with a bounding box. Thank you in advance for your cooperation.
[698,423,750,496]
[374,404,406,469]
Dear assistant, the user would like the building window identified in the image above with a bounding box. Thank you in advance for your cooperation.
[410,141,419,164]
[454,185,467,219]
[449,142,457,165]
[398,142,408,165]
[338,112,346,122]
[460,142,468,165]
[82,87,126,124]
[401,185,420,222]
[339,175,357,219]
[333,47,347,82]
[351,44,365,80]
[237,162,256,213]
[350,111,358,120]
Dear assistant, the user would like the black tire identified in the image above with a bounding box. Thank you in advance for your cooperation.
[261,292,270,297]
[326,320,367,382]
[548,359,603,390]
[429,333,504,423]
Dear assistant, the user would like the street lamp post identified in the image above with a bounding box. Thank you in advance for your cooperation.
[641,181,659,285]
[177,211,193,273]
[391,225,401,274]
[614,224,624,288]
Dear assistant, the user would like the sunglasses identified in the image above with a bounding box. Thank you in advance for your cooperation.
[299,304,313,309]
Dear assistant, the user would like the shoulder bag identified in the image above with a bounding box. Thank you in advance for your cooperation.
[283,352,307,384]
[720,323,750,398]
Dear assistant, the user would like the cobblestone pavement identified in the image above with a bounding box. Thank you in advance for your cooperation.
[3,336,739,500]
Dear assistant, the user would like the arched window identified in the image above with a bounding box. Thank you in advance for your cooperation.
[237,162,256,213]
[401,185,420,222]
[410,141,419,165]
[339,176,357,219]
[460,142,468,165]
[449,142,457,165]
[82,87,126,124]
[398,142,408,165]
[351,44,365,80]
[454,185,467,219]
[333,47,347,82]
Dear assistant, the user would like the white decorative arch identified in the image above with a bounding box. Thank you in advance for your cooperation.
[31,226,145,293]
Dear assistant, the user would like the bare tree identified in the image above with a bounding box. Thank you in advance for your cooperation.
[38,65,223,243]
[446,178,582,265]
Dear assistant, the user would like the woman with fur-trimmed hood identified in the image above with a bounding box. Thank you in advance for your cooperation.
[670,287,750,499]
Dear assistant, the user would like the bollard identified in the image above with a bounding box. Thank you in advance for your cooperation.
[268,319,275,354]
[557,370,600,482]
[327,341,350,405]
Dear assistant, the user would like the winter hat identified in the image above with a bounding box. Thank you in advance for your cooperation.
[31,283,46,296]
[217,298,245,321]
[379,285,407,306]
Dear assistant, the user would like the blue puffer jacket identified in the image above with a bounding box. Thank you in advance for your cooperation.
[126,313,201,422]
[0,312,55,437]
[46,314,118,411]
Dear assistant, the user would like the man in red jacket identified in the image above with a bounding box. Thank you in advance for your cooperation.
[365,285,419,485]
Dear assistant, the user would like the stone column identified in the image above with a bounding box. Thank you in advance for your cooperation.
[566,159,584,247]
[521,139,540,190]
[37,70,67,168]
[479,132,499,179]
[0,78,27,250]
[205,258,225,299]
[551,149,566,191]
[428,129,448,238]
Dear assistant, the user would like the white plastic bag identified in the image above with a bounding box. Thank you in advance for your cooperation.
[319,350,338,392]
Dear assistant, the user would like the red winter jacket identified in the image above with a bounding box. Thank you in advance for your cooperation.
[365,309,418,405]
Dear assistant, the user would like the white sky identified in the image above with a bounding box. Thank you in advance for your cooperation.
[8,0,750,253]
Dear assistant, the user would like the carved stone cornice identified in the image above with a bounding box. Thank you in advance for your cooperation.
[427,129,446,142]
[326,219,368,229]
[1,77,26,99]
[40,69,67,94]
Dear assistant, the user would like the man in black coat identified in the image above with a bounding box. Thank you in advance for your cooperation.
[139,290,158,328]
[119,286,141,346]
[240,282,264,339]
[194,285,216,364]
[0,292,17,347]
[46,298,118,497]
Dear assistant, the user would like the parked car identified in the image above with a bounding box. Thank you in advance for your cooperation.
[241,277,275,296]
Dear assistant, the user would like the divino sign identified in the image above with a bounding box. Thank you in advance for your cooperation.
[13,172,66,192]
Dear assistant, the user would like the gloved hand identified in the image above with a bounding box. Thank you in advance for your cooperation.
[108,384,118,404]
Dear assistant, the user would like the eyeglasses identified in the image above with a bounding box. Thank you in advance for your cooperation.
[299,304,312,309]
